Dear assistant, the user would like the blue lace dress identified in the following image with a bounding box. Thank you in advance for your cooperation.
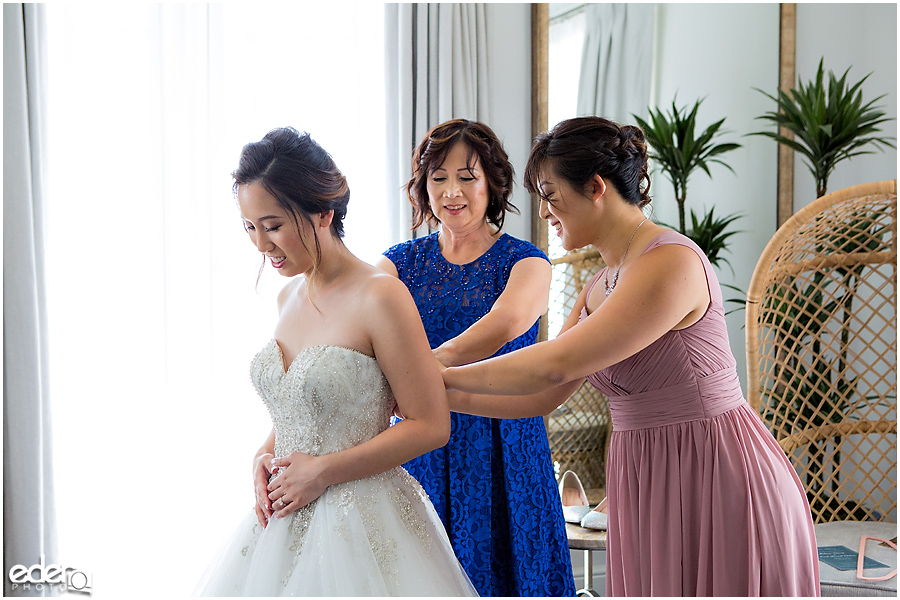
[384,232,575,597]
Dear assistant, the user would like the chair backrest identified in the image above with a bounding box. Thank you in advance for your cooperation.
[746,180,897,524]
[546,248,611,490]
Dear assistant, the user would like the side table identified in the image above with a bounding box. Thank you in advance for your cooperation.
[566,522,607,596]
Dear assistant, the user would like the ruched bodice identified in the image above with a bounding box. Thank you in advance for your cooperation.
[584,303,738,396]
[251,341,394,457]
[581,232,745,431]
[578,230,819,597]
[581,231,744,431]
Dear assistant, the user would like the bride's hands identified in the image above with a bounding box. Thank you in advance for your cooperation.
[253,452,276,527]
[268,452,329,519]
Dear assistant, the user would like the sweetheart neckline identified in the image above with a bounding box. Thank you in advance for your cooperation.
[272,340,377,374]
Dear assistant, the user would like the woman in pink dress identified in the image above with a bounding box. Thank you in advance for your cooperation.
[442,116,820,596]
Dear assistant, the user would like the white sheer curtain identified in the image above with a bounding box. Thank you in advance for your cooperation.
[547,3,654,339]
[384,3,490,242]
[42,4,385,597]
[549,5,587,131]
[577,3,654,124]
[3,4,58,596]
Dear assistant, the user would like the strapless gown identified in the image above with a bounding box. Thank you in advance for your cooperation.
[194,342,477,597]
[581,231,820,596]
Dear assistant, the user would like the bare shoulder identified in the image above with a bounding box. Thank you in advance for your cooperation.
[637,241,705,279]
[349,262,415,315]
[276,276,304,313]
[509,255,552,275]
[352,263,424,354]
[362,264,410,297]
[628,240,709,317]
[374,254,399,277]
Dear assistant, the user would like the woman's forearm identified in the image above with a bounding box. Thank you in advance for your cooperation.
[434,311,521,367]
[443,339,570,395]
[448,378,582,419]
[435,257,551,367]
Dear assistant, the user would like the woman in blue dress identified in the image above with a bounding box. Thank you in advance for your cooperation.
[376,119,576,597]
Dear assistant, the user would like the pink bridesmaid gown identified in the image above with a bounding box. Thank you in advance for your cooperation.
[580,231,820,596]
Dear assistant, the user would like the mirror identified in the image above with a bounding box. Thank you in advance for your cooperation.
[533,3,783,379]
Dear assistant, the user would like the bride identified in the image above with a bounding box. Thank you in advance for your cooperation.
[194,127,476,596]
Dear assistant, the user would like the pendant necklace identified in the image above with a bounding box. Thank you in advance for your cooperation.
[604,217,647,296]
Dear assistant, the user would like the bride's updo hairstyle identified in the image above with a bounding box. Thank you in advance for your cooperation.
[233,127,350,268]
[524,116,652,208]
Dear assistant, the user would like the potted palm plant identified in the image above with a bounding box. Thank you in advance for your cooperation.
[752,59,896,521]
[752,58,895,198]
[633,98,743,269]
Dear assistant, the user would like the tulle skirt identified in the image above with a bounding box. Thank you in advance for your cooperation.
[194,467,477,596]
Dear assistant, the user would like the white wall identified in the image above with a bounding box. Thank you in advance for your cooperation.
[485,3,533,242]
[794,3,898,207]
[652,3,781,392]
[647,2,897,392]
[485,2,898,393]
[796,3,898,523]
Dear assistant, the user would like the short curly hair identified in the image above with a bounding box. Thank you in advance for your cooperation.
[407,119,519,231]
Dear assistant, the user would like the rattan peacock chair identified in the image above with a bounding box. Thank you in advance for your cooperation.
[545,248,611,496]
[746,179,897,524]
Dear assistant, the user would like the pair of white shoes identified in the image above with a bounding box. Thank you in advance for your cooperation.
[558,470,608,530]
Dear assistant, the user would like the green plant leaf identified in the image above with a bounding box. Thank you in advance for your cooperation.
[750,57,896,197]
[682,206,744,271]
[633,97,742,235]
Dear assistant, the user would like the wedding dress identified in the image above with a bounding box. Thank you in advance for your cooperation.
[194,341,477,596]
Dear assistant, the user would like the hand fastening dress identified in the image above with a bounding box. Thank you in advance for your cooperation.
[384,232,576,597]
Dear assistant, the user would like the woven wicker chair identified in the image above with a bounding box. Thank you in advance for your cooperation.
[746,179,897,525]
[546,248,612,493]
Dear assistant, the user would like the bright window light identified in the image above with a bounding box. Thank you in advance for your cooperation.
[44,4,386,596]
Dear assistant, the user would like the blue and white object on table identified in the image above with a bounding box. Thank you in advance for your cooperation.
[816,521,897,597]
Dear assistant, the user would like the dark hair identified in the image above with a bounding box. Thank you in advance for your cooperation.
[232,127,350,271]
[407,119,518,231]
[524,116,652,208]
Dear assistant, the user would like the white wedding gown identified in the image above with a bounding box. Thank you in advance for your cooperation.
[194,341,477,597]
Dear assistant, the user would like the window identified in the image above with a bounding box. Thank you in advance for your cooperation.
[44,4,385,594]
[547,4,587,336]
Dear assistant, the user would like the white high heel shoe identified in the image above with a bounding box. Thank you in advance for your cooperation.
[580,496,608,530]
[558,470,591,524]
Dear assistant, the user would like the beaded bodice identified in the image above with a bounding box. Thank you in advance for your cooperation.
[250,340,394,458]
[383,232,548,353]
